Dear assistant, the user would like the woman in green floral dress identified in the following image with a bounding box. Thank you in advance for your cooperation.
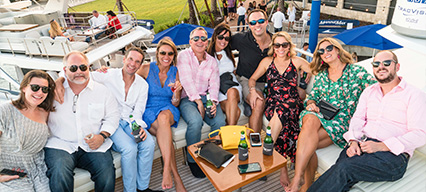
[286,38,376,192]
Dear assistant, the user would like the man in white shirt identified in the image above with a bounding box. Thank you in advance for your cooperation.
[236,3,246,32]
[86,10,108,42]
[271,7,286,32]
[44,51,119,192]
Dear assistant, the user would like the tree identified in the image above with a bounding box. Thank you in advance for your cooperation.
[278,0,285,13]
[188,0,197,24]
[116,0,124,13]
[211,0,218,14]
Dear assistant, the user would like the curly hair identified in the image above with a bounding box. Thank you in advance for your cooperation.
[310,38,353,75]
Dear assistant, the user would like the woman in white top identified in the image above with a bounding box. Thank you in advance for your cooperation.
[207,23,242,125]
[287,3,296,30]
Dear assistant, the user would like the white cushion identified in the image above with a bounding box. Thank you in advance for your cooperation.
[25,31,41,39]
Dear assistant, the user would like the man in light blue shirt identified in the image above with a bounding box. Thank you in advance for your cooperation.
[297,42,313,63]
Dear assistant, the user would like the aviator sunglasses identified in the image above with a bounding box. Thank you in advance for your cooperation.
[30,84,50,94]
[371,59,395,67]
[217,35,230,41]
[191,36,208,42]
[159,51,174,56]
[273,42,290,49]
[249,19,266,26]
[317,45,334,55]
[68,64,88,73]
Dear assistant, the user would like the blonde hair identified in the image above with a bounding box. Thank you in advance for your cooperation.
[267,31,296,58]
[156,37,178,66]
[49,20,63,38]
[310,38,353,75]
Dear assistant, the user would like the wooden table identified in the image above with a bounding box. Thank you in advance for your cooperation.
[0,24,39,32]
[188,137,287,192]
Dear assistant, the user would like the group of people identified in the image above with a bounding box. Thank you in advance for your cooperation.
[1,8,426,192]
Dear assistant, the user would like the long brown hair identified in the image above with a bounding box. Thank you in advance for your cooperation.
[207,23,235,66]
[155,37,178,66]
[49,20,62,38]
[310,38,353,75]
[267,31,296,58]
[12,70,56,112]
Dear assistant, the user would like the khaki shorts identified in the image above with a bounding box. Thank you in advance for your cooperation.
[236,75,265,102]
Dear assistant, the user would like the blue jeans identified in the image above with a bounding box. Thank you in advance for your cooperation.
[308,139,409,192]
[237,15,246,31]
[44,147,115,192]
[274,27,282,32]
[110,119,155,192]
[179,95,226,163]
[85,30,105,42]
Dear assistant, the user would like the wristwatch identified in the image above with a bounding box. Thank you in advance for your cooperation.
[99,132,108,140]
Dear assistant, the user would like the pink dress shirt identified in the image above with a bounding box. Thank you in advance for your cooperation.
[343,78,426,156]
[177,48,220,103]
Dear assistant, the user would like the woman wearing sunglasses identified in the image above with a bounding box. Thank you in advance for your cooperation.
[207,23,242,125]
[248,31,311,188]
[137,38,186,192]
[287,38,376,192]
[0,70,55,191]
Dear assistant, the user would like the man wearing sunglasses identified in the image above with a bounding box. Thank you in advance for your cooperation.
[177,27,226,178]
[308,50,426,192]
[231,9,272,134]
[45,51,119,192]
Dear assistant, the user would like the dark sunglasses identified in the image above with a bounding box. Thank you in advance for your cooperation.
[68,64,88,73]
[249,19,266,26]
[30,84,50,94]
[273,42,290,49]
[371,59,395,67]
[317,45,334,55]
[191,36,208,42]
[159,51,174,56]
[217,35,230,41]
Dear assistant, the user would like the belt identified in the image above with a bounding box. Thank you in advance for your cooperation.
[402,152,410,160]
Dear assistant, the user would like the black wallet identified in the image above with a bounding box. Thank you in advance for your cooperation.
[197,142,233,168]
[220,72,239,94]
[318,100,340,120]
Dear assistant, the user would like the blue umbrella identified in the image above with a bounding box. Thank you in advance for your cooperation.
[334,24,402,50]
[152,23,214,46]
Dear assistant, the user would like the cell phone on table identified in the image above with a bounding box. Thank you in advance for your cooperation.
[250,133,261,147]
[0,168,27,178]
[238,162,262,174]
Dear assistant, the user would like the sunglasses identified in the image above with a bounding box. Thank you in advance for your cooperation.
[317,45,334,55]
[371,59,395,67]
[273,42,290,49]
[191,36,208,42]
[68,64,88,73]
[30,84,50,94]
[249,19,266,26]
[217,35,230,41]
[159,51,174,56]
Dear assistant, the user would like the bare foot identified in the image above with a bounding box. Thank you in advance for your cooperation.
[280,167,290,187]
[162,171,173,190]
[286,176,305,192]
[174,178,187,192]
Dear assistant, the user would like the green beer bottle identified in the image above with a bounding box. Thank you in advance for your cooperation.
[238,131,248,160]
[206,92,214,118]
[263,126,273,156]
[129,115,142,143]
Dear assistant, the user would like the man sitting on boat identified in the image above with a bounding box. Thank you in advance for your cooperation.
[86,10,108,42]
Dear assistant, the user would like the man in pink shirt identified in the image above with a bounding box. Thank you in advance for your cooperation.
[177,27,226,178]
[308,50,426,192]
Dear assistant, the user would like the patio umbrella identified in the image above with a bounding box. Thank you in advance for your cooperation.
[334,24,402,50]
[152,23,214,46]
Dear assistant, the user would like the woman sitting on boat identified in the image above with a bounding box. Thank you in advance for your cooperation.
[49,19,74,41]
[287,37,377,192]
[137,38,186,192]
[0,70,55,191]
[106,10,122,39]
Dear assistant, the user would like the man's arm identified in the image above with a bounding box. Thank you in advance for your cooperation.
[131,80,148,128]
[207,59,220,104]
[343,86,370,142]
[176,51,201,101]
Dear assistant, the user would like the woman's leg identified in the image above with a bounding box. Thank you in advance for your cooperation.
[149,110,186,192]
[220,88,241,125]
[286,114,332,192]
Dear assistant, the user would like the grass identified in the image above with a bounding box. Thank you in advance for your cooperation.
[72,0,213,33]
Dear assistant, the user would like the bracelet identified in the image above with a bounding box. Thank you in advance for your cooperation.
[99,132,108,140]
[249,87,256,91]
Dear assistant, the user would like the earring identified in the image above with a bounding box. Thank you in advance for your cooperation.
[338,55,340,59]
[288,52,290,57]
[274,53,277,57]
[321,61,324,65]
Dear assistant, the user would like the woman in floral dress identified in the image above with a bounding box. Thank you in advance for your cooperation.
[248,31,311,188]
[287,38,376,192]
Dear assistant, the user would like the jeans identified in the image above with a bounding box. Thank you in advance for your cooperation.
[237,15,246,31]
[44,147,115,192]
[274,27,282,32]
[85,29,105,42]
[110,119,155,192]
[180,95,226,163]
[308,139,409,192]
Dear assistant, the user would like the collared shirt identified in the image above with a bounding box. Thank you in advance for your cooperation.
[231,30,271,82]
[271,11,286,28]
[177,48,220,103]
[237,6,246,16]
[296,48,313,63]
[343,78,426,156]
[89,15,108,29]
[46,79,119,154]
[91,68,149,128]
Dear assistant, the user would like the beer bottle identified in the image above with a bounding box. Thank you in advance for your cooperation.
[299,72,308,89]
[129,115,142,143]
[238,131,248,161]
[263,126,273,156]
[205,92,214,118]
[263,83,268,97]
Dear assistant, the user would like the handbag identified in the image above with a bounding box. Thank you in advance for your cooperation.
[318,100,340,120]
[196,142,234,168]
[208,125,253,150]
[219,72,239,94]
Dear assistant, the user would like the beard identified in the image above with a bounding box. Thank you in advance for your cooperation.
[66,73,88,85]
[374,68,396,84]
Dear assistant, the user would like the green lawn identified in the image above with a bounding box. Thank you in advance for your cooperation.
[72,0,215,33]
